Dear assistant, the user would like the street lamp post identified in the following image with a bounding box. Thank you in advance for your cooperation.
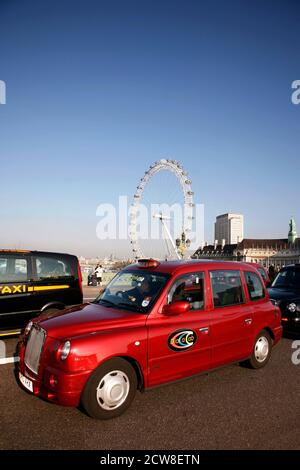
[176,231,191,259]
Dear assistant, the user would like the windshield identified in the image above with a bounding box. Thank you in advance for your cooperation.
[272,268,300,289]
[95,270,170,313]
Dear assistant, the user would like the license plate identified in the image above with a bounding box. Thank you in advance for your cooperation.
[19,372,33,392]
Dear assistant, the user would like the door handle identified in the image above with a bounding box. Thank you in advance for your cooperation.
[245,318,252,325]
[199,327,209,334]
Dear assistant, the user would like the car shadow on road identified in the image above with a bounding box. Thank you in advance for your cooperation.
[282,331,300,340]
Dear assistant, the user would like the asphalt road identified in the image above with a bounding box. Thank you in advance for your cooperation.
[0,333,300,450]
[82,285,103,301]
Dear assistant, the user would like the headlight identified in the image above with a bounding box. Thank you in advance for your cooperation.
[287,303,297,313]
[24,321,33,336]
[59,341,71,361]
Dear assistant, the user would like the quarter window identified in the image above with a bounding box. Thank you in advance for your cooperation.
[168,273,205,311]
[35,256,72,279]
[244,271,265,301]
[210,270,244,308]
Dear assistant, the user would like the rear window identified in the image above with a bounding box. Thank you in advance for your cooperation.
[210,270,244,308]
[0,256,29,282]
[35,256,73,280]
[244,271,265,301]
[257,267,267,281]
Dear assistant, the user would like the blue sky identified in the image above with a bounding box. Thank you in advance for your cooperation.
[0,0,299,257]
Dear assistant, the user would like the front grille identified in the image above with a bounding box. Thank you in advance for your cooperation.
[24,325,46,375]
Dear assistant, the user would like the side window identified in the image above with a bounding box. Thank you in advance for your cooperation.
[244,271,265,301]
[210,270,244,308]
[35,256,72,280]
[168,272,205,311]
[0,256,28,282]
[0,258,8,281]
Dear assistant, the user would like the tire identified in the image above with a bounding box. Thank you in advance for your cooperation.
[245,330,272,369]
[81,358,137,419]
[42,308,60,314]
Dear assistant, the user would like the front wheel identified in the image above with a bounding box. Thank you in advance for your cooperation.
[81,358,137,419]
[245,330,272,369]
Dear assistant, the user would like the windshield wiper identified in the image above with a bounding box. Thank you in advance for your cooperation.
[116,302,144,313]
[273,284,297,289]
[95,298,144,313]
[97,298,117,308]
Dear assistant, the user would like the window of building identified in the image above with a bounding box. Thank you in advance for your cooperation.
[210,270,244,308]
[167,272,205,311]
[244,271,265,301]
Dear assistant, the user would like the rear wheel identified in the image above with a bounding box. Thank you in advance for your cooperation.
[245,330,272,369]
[81,358,137,419]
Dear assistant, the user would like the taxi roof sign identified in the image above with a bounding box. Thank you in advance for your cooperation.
[137,259,160,268]
[0,249,30,253]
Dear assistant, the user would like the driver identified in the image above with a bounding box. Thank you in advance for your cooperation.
[126,277,153,307]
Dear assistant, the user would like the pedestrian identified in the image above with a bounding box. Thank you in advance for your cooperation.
[94,264,103,286]
[268,265,276,283]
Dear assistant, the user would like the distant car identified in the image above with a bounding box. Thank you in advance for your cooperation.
[243,262,271,287]
[0,250,83,335]
[268,264,300,332]
[18,259,281,419]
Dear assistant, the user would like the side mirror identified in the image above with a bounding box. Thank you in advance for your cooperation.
[162,301,190,316]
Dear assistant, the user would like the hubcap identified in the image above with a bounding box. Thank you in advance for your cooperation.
[254,336,269,363]
[96,370,130,410]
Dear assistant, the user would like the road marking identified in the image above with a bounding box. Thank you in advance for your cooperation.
[0,356,20,365]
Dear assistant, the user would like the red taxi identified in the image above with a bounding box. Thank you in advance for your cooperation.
[243,262,271,287]
[18,259,282,419]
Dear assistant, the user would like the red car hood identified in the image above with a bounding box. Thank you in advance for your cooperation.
[36,302,147,340]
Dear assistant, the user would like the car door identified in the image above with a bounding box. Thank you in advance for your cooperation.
[243,270,270,334]
[0,253,34,330]
[30,254,77,311]
[209,269,254,368]
[146,271,211,388]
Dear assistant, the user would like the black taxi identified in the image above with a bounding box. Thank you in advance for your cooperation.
[0,250,83,335]
[268,264,300,332]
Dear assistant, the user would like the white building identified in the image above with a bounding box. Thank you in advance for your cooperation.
[214,213,244,245]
